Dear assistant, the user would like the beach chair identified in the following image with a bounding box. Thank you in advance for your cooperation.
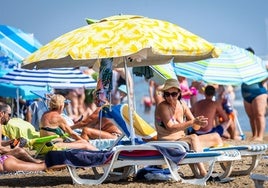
[250,155,268,188]
[44,104,241,186]
[204,144,268,177]
[1,118,67,157]
[250,173,268,188]
[102,104,242,180]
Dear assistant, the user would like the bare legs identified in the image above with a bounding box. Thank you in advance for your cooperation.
[182,133,222,177]
[6,147,43,163]
[53,139,98,151]
[2,155,46,172]
[81,127,118,140]
[243,94,267,141]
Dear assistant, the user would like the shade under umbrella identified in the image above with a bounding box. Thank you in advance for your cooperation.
[173,43,268,85]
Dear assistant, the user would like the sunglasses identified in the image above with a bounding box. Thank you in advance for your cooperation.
[164,92,179,97]
[5,112,11,117]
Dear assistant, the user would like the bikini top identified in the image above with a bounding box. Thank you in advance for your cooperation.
[156,100,185,129]
[41,127,65,136]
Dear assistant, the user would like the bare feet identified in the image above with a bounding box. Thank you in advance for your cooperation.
[251,137,263,142]
[33,159,44,164]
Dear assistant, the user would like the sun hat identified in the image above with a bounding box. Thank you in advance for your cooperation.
[161,79,181,91]
[118,84,127,94]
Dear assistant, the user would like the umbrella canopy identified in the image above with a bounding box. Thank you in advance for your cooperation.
[22,14,220,145]
[0,67,97,89]
[0,83,44,100]
[0,25,42,68]
[173,43,268,85]
[22,15,219,69]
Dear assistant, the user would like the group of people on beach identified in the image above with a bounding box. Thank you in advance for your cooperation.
[0,54,267,179]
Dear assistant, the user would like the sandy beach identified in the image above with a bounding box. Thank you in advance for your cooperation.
[0,131,267,188]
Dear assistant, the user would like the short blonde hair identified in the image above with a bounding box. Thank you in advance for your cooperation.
[49,94,65,110]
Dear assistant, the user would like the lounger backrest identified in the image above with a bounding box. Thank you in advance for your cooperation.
[101,104,157,142]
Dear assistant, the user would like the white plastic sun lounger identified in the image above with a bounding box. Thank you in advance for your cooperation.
[204,144,268,176]
[60,104,241,186]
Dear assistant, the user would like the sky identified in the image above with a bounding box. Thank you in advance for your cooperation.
[1,0,268,58]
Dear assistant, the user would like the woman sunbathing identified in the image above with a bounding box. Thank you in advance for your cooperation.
[40,94,97,150]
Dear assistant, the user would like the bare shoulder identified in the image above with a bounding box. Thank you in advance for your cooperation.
[157,101,169,109]
[155,101,165,113]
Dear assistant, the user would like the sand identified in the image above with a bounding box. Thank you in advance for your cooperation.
[0,132,267,188]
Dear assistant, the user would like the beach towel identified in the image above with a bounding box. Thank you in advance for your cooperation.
[2,118,40,140]
[45,149,114,168]
[44,145,186,168]
[95,58,113,107]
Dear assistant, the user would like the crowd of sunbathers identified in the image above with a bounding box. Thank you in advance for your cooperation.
[0,68,267,178]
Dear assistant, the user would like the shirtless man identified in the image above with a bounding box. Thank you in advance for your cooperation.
[71,106,122,140]
[0,102,42,163]
[40,94,97,150]
[191,85,233,138]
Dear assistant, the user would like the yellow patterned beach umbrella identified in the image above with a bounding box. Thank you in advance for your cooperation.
[22,15,219,69]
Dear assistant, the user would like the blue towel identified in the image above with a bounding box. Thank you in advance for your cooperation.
[45,145,186,168]
[153,145,187,164]
[45,149,114,168]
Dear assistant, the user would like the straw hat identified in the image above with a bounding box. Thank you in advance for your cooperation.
[161,79,181,91]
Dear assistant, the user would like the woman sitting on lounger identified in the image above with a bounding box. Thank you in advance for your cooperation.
[155,79,223,177]
[40,94,97,151]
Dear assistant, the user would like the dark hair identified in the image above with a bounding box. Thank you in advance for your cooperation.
[0,102,9,113]
[205,85,215,96]
[177,93,182,100]
[245,47,255,54]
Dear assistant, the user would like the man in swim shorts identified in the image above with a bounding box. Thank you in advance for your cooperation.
[191,85,234,138]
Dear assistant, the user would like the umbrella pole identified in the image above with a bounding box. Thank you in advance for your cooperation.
[123,57,135,145]
[16,88,20,117]
[235,115,246,140]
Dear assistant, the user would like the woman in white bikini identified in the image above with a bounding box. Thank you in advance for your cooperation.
[155,79,223,177]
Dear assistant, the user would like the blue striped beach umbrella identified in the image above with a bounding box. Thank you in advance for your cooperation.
[0,25,42,67]
[0,67,97,89]
[150,64,177,85]
[173,43,268,85]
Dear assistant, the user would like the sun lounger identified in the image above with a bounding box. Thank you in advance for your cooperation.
[44,104,241,186]
[102,104,242,179]
[250,173,268,188]
[250,155,268,188]
[204,144,268,177]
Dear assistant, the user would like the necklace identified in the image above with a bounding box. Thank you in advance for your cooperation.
[168,102,177,122]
